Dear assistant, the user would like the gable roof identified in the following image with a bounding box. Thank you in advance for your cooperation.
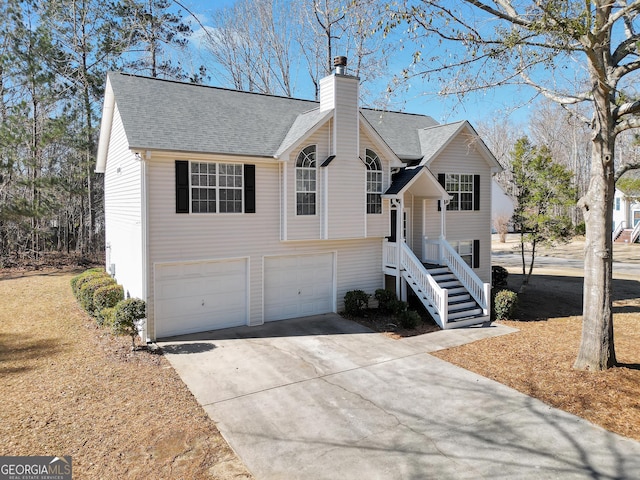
[97,72,477,171]
[107,72,318,158]
[418,120,501,170]
[384,166,449,199]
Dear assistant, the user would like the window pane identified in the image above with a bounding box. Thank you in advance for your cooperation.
[460,193,473,210]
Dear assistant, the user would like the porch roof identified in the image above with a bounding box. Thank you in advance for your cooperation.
[383,166,450,199]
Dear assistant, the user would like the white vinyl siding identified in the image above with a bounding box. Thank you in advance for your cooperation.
[144,152,386,339]
[103,105,144,298]
[427,133,492,283]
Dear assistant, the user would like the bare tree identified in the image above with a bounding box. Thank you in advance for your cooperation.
[388,1,640,370]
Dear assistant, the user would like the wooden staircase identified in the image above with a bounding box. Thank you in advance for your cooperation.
[614,228,635,243]
[424,265,487,326]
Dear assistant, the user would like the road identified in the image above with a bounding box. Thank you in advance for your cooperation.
[492,251,639,277]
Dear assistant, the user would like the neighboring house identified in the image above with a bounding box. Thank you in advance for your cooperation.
[613,170,640,243]
[96,60,501,341]
[491,179,515,232]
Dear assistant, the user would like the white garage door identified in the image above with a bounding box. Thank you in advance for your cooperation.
[154,258,248,338]
[264,253,334,321]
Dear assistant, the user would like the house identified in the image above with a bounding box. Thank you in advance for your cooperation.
[613,170,640,243]
[96,58,501,341]
[491,179,515,232]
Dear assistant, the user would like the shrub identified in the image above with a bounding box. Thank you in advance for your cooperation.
[574,222,586,236]
[374,289,398,314]
[94,284,125,323]
[494,289,518,321]
[344,290,370,316]
[71,268,108,299]
[99,307,117,328]
[112,298,146,349]
[390,299,408,316]
[79,276,116,313]
[398,309,421,329]
[492,266,509,289]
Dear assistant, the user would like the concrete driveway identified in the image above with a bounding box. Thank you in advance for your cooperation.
[159,314,640,479]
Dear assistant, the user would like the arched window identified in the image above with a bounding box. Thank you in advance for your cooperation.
[365,149,382,214]
[296,145,316,215]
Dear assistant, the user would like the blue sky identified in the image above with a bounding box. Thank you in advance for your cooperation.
[179,0,534,127]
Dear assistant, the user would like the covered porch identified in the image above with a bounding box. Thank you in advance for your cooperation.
[382,167,490,329]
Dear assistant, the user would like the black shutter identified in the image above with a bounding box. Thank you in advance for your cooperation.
[175,160,189,213]
[244,164,256,213]
[473,174,480,211]
[437,173,445,211]
[473,239,480,268]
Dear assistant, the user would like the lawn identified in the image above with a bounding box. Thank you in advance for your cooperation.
[433,267,640,443]
[0,271,252,480]
[1,259,638,478]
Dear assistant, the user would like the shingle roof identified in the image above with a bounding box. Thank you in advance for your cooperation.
[384,166,425,195]
[417,121,466,164]
[106,72,442,160]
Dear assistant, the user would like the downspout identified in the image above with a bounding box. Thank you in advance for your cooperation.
[397,197,405,301]
[141,151,150,343]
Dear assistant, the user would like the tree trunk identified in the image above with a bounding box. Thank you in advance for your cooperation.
[574,127,617,370]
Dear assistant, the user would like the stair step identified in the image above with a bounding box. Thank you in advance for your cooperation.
[448,300,477,311]
[447,286,467,295]
[426,267,450,275]
[448,308,483,320]
[439,280,462,289]
[432,273,456,282]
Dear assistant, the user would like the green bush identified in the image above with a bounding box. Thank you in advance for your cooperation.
[390,299,408,316]
[71,268,108,299]
[94,284,125,323]
[374,289,398,314]
[494,289,518,321]
[79,276,115,313]
[344,290,370,316]
[398,309,421,329]
[574,222,586,236]
[112,298,146,349]
[99,307,117,328]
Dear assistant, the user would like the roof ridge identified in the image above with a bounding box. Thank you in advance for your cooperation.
[109,71,319,105]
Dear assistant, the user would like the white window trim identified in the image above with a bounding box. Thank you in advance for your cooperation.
[295,145,317,216]
[445,173,474,211]
[189,161,244,214]
[365,149,383,215]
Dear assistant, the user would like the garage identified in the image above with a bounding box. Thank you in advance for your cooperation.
[264,253,335,321]
[154,258,248,338]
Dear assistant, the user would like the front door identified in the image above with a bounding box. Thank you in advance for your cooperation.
[634,210,640,227]
[403,208,412,248]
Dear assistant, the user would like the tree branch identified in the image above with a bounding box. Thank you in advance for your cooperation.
[615,161,640,182]
[463,0,533,28]
[602,0,640,33]
[615,116,640,134]
[611,33,640,66]
[613,98,640,120]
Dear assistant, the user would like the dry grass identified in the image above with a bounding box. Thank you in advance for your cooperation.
[434,257,640,442]
[0,270,252,479]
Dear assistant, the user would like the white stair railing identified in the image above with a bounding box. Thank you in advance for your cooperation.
[399,242,448,328]
[613,221,626,241]
[631,222,640,243]
[425,238,489,315]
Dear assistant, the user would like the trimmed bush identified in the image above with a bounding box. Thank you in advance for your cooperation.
[374,289,398,314]
[398,309,421,329]
[112,298,146,349]
[100,307,117,328]
[344,290,370,316]
[494,289,518,321]
[94,284,125,323]
[79,276,116,313]
[72,268,109,299]
[390,299,408,316]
